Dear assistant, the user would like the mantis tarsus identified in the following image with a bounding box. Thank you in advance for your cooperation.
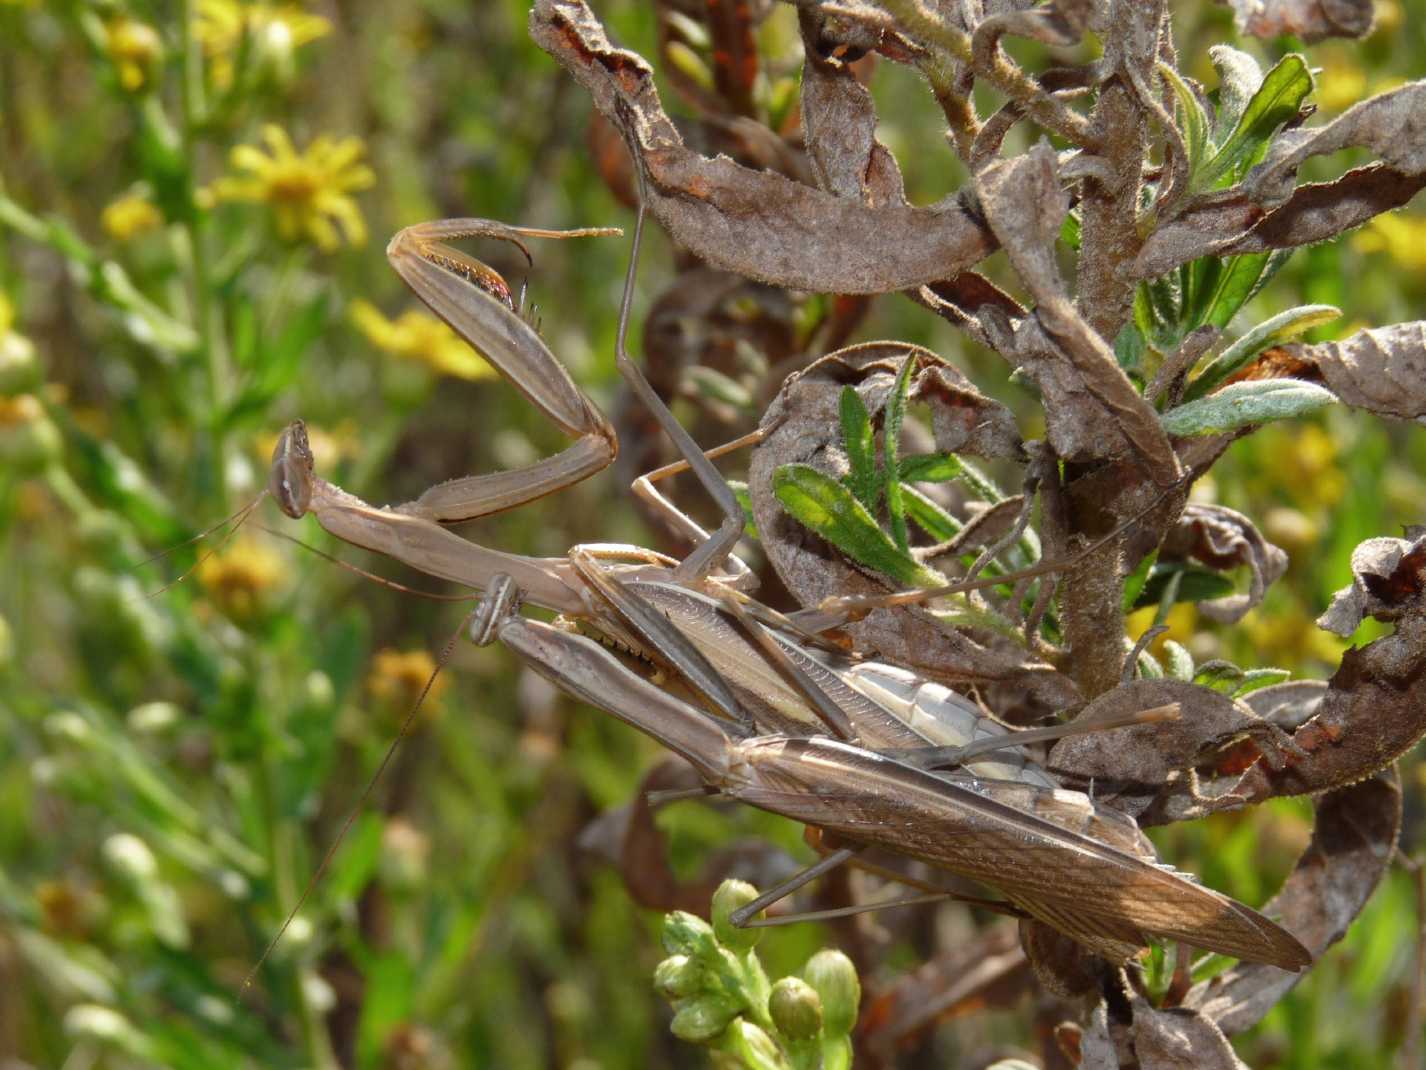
[260,172,1311,975]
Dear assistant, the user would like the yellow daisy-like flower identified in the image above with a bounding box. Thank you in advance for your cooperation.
[349,300,496,381]
[195,538,285,621]
[367,648,448,724]
[1353,211,1426,272]
[101,191,164,242]
[194,0,331,89]
[212,125,374,252]
[104,17,164,93]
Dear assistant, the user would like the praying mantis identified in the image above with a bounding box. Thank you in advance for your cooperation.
[261,172,1311,975]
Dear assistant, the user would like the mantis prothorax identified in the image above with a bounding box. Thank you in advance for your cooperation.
[255,164,1310,976]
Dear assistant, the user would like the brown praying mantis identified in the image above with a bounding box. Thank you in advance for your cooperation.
[259,168,1311,975]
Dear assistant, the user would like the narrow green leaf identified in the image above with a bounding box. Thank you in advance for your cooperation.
[838,386,879,509]
[1202,252,1272,330]
[1060,210,1081,251]
[1194,660,1247,693]
[1159,63,1211,182]
[1186,304,1341,400]
[881,358,917,552]
[1134,565,1237,610]
[1209,46,1263,144]
[1122,549,1160,611]
[224,293,330,429]
[1163,640,1195,681]
[897,452,964,483]
[727,479,759,540]
[1197,54,1313,191]
[1136,648,1165,679]
[1233,668,1292,696]
[901,485,963,542]
[1161,379,1336,436]
[685,365,753,410]
[773,465,940,588]
[1114,320,1149,380]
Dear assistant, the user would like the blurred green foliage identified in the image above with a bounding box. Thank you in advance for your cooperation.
[0,1,1424,1067]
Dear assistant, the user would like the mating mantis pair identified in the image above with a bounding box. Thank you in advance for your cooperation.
[260,168,1311,976]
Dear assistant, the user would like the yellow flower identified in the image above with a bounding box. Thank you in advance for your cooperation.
[104,17,163,93]
[194,0,331,89]
[195,538,284,620]
[367,648,447,723]
[1353,211,1426,272]
[212,125,373,252]
[101,191,164,242]
[349,300,496,381]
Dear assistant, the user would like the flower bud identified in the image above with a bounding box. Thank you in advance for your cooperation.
[710,879,763,953]
[654,954,705,1001]
[662,910,717,959]
[669,994,738,1044]
[0,394,61,476]
[769,976,822,1043]
[803,949,860,1037]
[0,319,38,396]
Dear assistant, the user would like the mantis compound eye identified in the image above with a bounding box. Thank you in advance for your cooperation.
[269,420,315,519]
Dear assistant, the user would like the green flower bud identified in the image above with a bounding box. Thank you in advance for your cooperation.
[0,395,61,476]
[654,954,706,1001]
[662,910,717,959]
[0,327,38,396]
[803,949,861,1037]
[711,879,763,953]
[769,976,822,1043]
[669,994,739,1044]
[0,613,12,673]
[721,1019,784,1070]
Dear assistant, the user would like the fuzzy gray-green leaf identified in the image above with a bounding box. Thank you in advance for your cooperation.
[1162,379,1336,436]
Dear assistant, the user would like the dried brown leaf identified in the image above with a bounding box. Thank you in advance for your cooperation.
[1227,0,1375,41]
[1280,321,1426,424]
[530,0,998,294]
[1162,503,1288,623]
[1134,165,1426,280]
[1248,80,1426,206]
[1183,769,1401,1034]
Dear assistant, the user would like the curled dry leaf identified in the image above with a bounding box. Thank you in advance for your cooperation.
[1248,80,1426,205]
[1227,0,1376,42]
[1049,679,1281,819]
[1211,535,1426,803]
[1161,503,1288,623]
[1077,994,1250,1070]
[1135,164,1426,280]
[975,146,1180,485]
[1183,769,1401,1035]
[530,0,999,294]
[1240,679,1327,731]
[1277,321,1426,425]
[798,10,906,207]
[1317,534,1426,636]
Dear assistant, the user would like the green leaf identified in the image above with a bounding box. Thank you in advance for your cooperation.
[897,452,964,483]
[1161,379,1336,436]
[1194,660,1246,693]
[901,485,963,542]
[1160,63,1211,182]
[882,358,917,552]
[1202,252,1273,330]
[773,465,940,588]
[1233,668,1292,696]
[686,365,753,410]
[727,479,760,540]
[1134,565,1236,610]
[838,387,879,509]
[1186,304,1341,400]
[1196,54,1313,191]
[1209,46,1263,144]
[1123,549,1160,611]
[1059,210,1081,251]
[1163,639,1195,681]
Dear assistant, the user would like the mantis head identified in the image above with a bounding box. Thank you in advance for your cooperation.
[270,420,315,519]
